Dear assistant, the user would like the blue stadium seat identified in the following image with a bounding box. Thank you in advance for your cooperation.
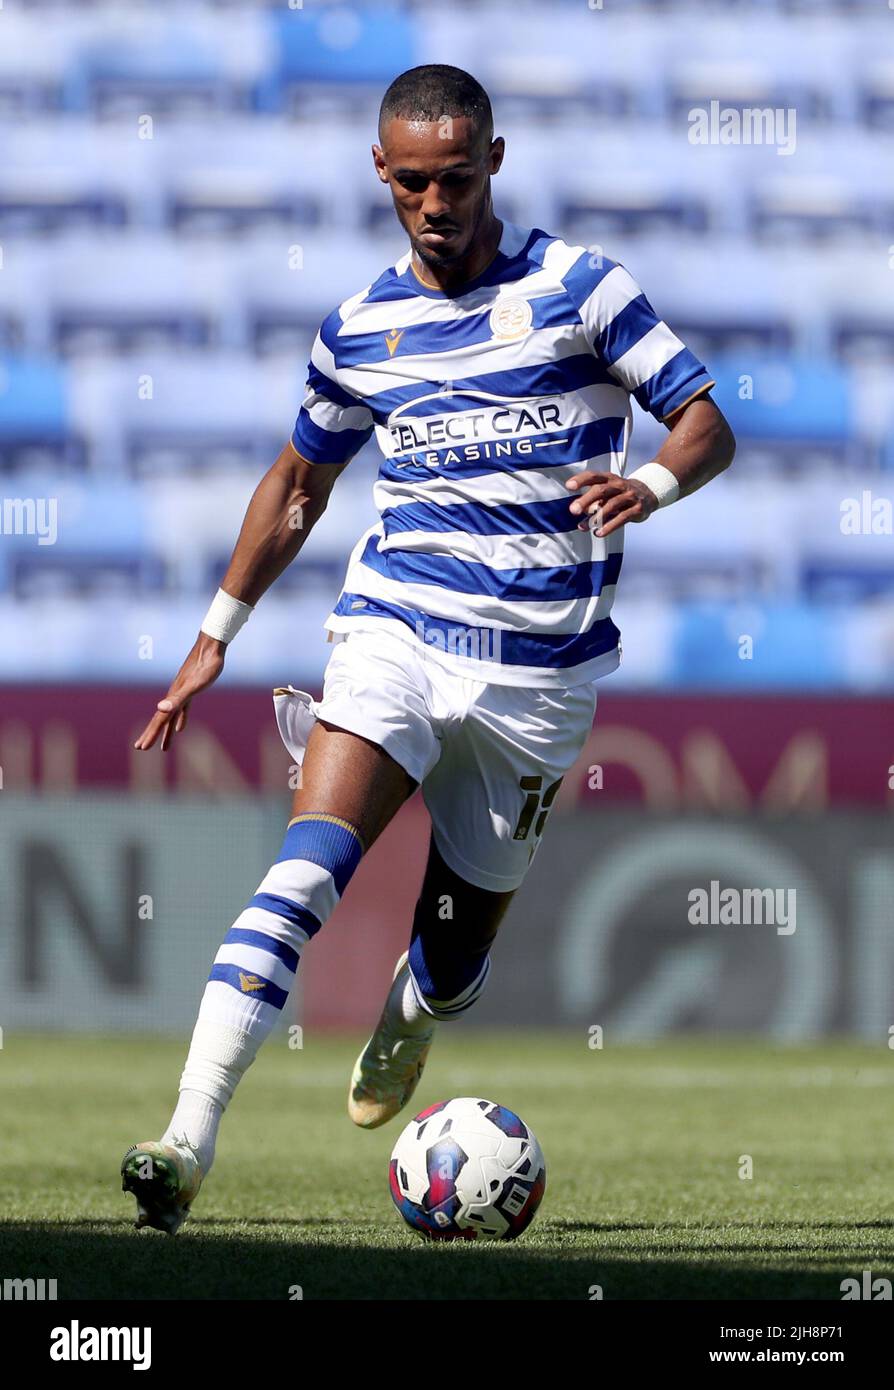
[0,187,128,235]
[750,181,878,241]
[708,357,855,454]
[107,355,295,476]
[0,318,23,353]
[54,309,214,357]
[668,66,829,124]
[800,560,894,602]
[0,358,86,472]
[670,603,844,689]
[12,550,168,599]
[126,429,281,479]
[490,78,633,123]
[0,77,63,117]
[672,316,795,359]
[2,477,159,597]
[167,187,321,237]
[879,415,894,473]
[832,318,894,365]
[0,358,67,432]
[62,31,239,117]
[860,61,894,131]
[256,8,416,110]
[248,310,321,358]
[620,552,768,603]
[558,192,709,240]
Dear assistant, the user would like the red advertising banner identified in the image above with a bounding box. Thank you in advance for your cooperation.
[0,685,892,810]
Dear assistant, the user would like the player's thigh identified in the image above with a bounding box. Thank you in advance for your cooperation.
[290,719,417,850]
[422,682,598,894]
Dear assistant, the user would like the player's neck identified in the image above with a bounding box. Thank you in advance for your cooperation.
[410,215,504,295]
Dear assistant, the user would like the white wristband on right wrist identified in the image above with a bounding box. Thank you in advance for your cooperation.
[628,461,680,508]
[200,588,254,644]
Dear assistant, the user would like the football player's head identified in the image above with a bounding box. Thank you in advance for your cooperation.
[374,65,504,272]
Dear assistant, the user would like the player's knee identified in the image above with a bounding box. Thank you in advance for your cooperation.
[407,935,491,1021]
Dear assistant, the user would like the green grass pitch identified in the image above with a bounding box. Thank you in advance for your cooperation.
[1,1034,892,1300]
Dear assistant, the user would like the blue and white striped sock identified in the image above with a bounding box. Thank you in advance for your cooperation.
[163,814,364,1172]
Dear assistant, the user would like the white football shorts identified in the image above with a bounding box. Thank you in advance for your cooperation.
[273,628,598,893]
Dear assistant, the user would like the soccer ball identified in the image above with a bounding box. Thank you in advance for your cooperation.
[388,1097,546,1241]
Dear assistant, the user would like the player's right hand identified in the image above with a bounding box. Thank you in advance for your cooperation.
[134,634,227,752]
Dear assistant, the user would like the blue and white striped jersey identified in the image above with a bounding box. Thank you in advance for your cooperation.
[292,223,714,688]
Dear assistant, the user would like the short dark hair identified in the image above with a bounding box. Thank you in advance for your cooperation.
[379,65,493,146]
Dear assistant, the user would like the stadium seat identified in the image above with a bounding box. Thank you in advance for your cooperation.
[750,179,878,242]
[44,242,220,358]
[11,549,168,600]
[860,60,894,131]
[256,8,416,111]
[54,307,214,358]
[166,178,321,237]
[110,355,292,477]
[558,191,709,240]
[0,184,129,235]
[670,602,845,689]
[832,318,894,366]
[0,317,23,353]
[671,316,795,360]
[800,561,894,603]
[61,23,248,117]
[0,357,86,472]
[668,60,829,124]
[707,357,855,459]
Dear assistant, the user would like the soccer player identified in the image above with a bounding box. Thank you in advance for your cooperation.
[122,65,735,1232]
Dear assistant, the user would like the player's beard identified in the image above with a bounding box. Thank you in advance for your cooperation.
[411,230,467,270]
[410,196,493,274]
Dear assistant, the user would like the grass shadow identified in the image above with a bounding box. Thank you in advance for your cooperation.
[3,1220,892,1300]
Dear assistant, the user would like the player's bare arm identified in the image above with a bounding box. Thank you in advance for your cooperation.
[565,393,736,537]
[134,442,345,752]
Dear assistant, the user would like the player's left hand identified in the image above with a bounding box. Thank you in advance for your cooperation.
[565,471,659,537]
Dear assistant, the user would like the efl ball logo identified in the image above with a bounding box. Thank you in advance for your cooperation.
[489,297,533,341]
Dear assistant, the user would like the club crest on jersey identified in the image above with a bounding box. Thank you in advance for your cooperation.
[489,297,533,341]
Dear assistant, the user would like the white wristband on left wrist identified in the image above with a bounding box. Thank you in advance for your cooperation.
[628,461,680,508]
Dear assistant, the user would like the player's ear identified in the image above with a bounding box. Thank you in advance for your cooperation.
[488,136,505,175]
[372,144,389,183]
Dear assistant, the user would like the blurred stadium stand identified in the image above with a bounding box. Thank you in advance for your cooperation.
[0,0,892,689]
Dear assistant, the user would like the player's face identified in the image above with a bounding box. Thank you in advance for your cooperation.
[373,117,504,271]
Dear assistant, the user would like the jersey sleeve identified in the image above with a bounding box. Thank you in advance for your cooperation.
[291,316,375,465]
[567,253,715,421]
